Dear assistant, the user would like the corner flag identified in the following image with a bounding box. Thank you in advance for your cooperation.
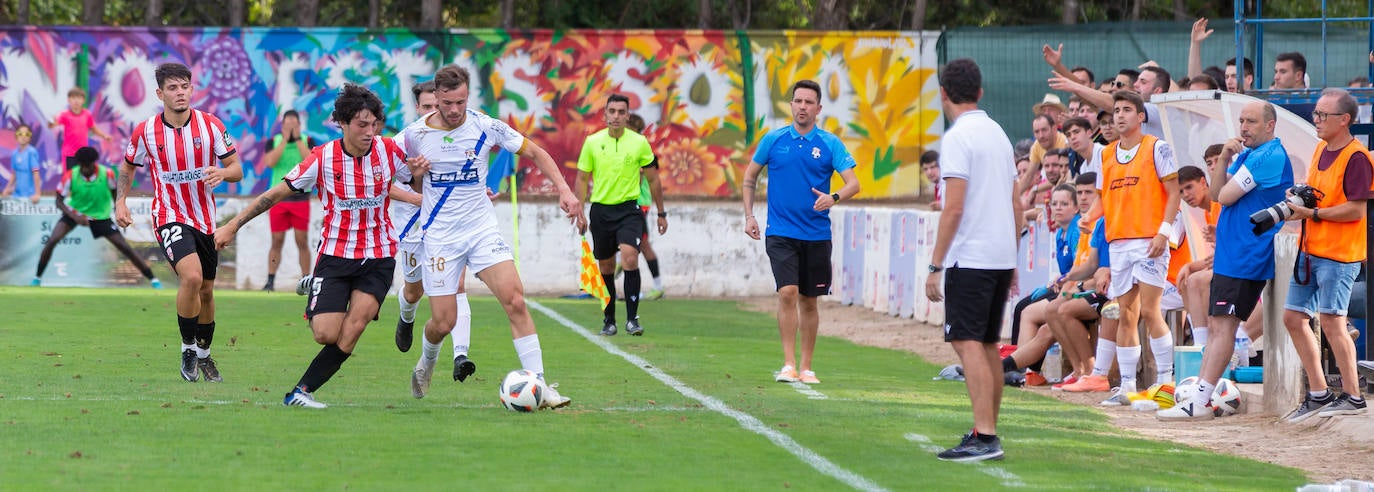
[578,236,611,310]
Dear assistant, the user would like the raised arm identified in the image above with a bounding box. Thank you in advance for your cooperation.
[1041,43,1076,80]
[1188,18,1213,79]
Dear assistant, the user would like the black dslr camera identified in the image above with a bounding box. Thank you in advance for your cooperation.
[1249,184,1324,234]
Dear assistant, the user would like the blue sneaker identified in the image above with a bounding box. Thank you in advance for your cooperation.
[937,431,1004,462]
[150,278,162,289]
[283,386,327,408]
[30,277,40,286]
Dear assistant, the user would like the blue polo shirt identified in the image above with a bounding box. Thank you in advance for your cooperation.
[1090,217,1110,269]
[752,125,857,241]
[1055,214,1082,274]
[11,146,39,198]
[1214,138,1294,281]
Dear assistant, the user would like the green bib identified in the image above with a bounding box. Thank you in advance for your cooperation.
[272,135,307,182]
[68,167,114,220]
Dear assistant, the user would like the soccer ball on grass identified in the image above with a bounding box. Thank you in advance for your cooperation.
[499,369,546,412]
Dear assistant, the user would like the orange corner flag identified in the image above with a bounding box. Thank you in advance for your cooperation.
[578,236,611,310]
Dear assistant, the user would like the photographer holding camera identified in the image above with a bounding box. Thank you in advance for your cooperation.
[1160,101,1295,421]
[1279,88,1372,422]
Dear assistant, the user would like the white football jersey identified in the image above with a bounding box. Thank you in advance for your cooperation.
[395,110,524,244]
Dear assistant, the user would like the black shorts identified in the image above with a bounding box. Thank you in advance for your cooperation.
[305,255,395,319]
[156,222,218,280]
[640,206,651,240]
[943,267,1014,343]
[589,200,643,260]
[1209,273,1267,320]
[59,215,120,239]
[765,235,833,297]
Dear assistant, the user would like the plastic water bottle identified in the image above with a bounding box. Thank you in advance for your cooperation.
[1043,344,1064,383]
[1234,338,1252,367]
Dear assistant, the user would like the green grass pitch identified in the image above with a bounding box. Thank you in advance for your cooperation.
[0,287,1306,490]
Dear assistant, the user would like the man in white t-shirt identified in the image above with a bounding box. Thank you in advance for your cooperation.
[926,58,1023,463]
[396,65,583,409]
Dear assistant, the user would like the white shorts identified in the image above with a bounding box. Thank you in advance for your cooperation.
[1161,282,1183,311]
[398,239,424,284]
[1107,239,1170,299]
[421,228,514,296]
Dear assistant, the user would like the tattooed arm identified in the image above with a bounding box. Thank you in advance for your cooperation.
[113,163,137,227]
[212,182,293,250]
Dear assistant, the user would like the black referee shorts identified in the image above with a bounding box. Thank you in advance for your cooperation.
[589,200,643,260]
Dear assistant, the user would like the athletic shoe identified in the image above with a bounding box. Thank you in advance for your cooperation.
[150,278,162,289]
[197,356,222,383]
[1050,373,1080,391]
[1024,370,1048,387]
[1316,394,1367,418]
[1003,370,1025,387]
[1100,387,1132,406]
[1283,394,1336,423]
[295,276,312,296]
[775,365,800,383]
[180,348,198,382]
[30,277,40,286]
[1060,374,1110,393]
[936,431,1004,462]
[1349,322,1362,341]
[645,289,664,300]
[540,382,571,409]
[452,354,476,383]
[261,281,274,292]
[800,370,820,384]
[626,318,644,336]
[283,386,327,409]
[600,321,617,336]
[395,318,414,353]
[1156,399,1215,421]
[1100,301,1120,320]
[411,356,436,399]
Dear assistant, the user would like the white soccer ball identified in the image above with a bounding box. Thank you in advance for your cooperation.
[1173,376,1201,405]
[1211,378,1244,417]
[499,369,546,412]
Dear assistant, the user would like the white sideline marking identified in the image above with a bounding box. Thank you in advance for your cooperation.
[530,300,886,492]
[904,433,1025,488]
[4,396,700,412]
[787,381,829,400]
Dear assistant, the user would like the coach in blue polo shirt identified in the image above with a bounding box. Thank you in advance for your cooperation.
[741,79,860,386]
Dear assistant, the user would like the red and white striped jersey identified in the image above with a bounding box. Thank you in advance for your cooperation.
[124,110,237,234]
[284,137,406,259]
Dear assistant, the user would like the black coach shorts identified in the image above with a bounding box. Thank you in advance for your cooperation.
[305,255,396,319]
[60,215,120,239]
[943,266,1014,343]
[156,222,218,280]
[1209,273,1266,320]
[765,235,833,297]
[589,200,643,260]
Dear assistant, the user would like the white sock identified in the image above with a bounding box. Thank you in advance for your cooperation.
[1311,389,1331,399]
[1192,326,1208,347]
[513,334,544,377]
[182,343,197,353]
[1092,339,1117,376]
[422,336,441,362]
[1117,345,1141,391]
[653,275,663,290]
[195,346,209,359]
[1150,333,1174,383]
[451,294,471,358]
[398,292,418,323]
[1195,380,1216,407]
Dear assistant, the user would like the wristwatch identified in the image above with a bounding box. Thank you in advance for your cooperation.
[1313,207,1320,223]
[831,192,841,202]
[928,264,943,273]
[657,211,668,218]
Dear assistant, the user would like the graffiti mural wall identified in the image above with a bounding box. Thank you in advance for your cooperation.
[0,27,941,199]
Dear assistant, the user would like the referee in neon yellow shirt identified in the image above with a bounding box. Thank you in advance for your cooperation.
[574,94,666,337]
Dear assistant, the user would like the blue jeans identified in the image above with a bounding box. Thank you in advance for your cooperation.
[1284,251,1362,317]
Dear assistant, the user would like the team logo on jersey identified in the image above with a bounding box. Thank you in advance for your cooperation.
[373,171,383,183]
[812,147,821,159]
[443,136,455,144]
[222,133,233,148]
[192,137,203,149]
[125,142,136,156]
[465,149,477,160]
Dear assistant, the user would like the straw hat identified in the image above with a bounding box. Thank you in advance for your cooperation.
[1032,93,1067,115]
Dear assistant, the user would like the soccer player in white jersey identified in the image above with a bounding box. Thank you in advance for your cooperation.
[116,63,243,384]
[396,64,582,408]
[214,84,424,408]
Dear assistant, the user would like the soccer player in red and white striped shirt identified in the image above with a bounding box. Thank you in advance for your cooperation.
[115,63,243,384]
[213,84,424,409]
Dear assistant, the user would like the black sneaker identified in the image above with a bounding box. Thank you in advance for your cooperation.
[1316,393,1368,418]
[180,349,199,382]
[198,356,222,382]
[937,432,1004,462]
[395,318,414,353]
[261,282,274,292]
[626,318,644,336]
[600,321,617,336]
[1283,393,1335,423]
[453,354,477,382]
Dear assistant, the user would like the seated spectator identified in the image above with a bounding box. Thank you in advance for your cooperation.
[1024,148,1070,224]
[1046,174,1110,388]
[922,150,941,210]
[1021,115,1067,198]
[1071,66,1095,87]
[1058,214,1116,393]
[1272,52,1307,90]
[1002,184,1083,386]
[1187,74,1220,91]
[1349,76,1370,88]
[1226,57,1255,93]
[1034,94,1069,129]
[1064,117,1103,178]
[1095,110,1116,145]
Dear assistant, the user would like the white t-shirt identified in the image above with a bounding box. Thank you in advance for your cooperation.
[940,110,1018,270]
[395,110,525,245]
[1142,102,1164,139]
[1080,142,1106,176]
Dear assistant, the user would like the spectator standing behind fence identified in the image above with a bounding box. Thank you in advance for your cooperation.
[1271,52,1308,90]
[921,150,941,210]
[1278,89,1372,422]
[259,110,318,292]
[49,88,112,168]
[925,58,1022,462]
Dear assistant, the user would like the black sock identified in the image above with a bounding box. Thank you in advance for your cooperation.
[266,274,276,285]
[624,269,641,320]
[195,322,215,351]
[296,344,351,393]
[602,273,616,324]
[1028,358,1044,373]
[646,259,660,279]
[139,265,155,280]
[976,432,998,443]
[177,315,198,345]
[1002,356,1019,373]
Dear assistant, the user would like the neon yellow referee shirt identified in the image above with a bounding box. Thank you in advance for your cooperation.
[577,128,655,205]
